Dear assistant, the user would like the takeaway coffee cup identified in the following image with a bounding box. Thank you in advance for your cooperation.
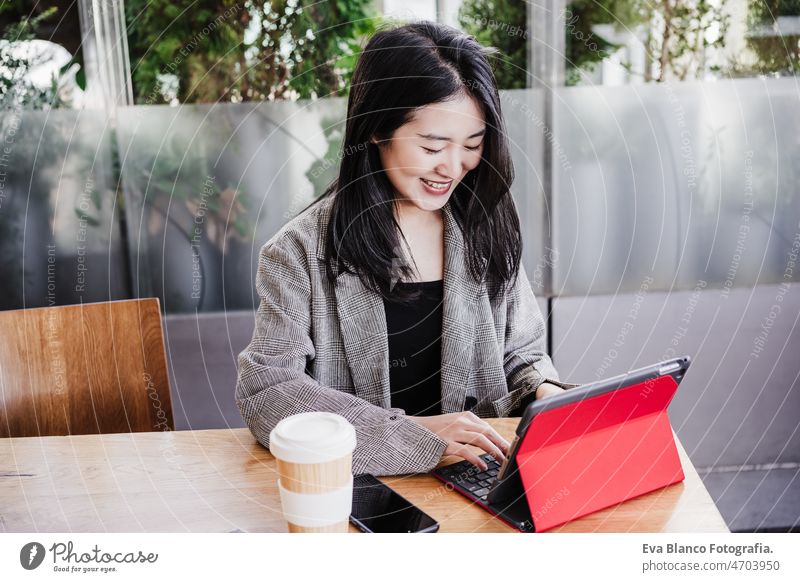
[269,412,357,533]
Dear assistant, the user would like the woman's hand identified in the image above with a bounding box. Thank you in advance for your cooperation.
[406,412,511,471]
[535,382,566,400]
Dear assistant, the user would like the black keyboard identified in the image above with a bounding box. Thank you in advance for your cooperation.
[433,453,502,502]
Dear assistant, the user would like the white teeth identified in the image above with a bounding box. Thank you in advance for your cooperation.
[421,178,450,190]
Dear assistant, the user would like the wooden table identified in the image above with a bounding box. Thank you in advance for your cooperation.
[0,418,728,533]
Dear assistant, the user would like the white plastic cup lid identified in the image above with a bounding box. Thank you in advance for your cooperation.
[269,412,356,464]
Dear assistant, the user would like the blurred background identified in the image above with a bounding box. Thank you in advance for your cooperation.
[1,0,798,532]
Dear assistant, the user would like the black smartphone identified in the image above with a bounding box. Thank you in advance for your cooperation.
[350,474,439,533]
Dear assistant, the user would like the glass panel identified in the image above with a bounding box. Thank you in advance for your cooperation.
[0,109,129,310]
[553,77,800,296]
[116,99,346,313]
[502,88,550,295]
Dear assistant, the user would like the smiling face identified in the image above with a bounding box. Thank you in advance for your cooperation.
[373,92,486,214]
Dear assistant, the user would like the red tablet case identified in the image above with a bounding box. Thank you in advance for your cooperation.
[516,374,685,531]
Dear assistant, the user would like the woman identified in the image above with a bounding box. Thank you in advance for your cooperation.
[236,21,576,476]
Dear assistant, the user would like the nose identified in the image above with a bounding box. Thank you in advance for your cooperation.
[436,147,463,180]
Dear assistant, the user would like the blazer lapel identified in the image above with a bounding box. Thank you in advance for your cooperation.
[439,203,479,413]
[332,201,480,413]
[334,269,392,408]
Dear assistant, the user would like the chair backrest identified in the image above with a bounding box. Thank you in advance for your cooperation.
[0,298,174,437]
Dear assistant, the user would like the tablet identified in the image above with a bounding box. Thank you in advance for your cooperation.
[484,355,692,527]
[517,355,691,438]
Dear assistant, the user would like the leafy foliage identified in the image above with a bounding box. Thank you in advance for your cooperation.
[739,0,800,76]
[458,0,735,85]
[125,0,378,104]
[563,0,642,85]
[457,0,528,89]
[644,0,729,81]
[0,7,65,109]
[567,0,730,83]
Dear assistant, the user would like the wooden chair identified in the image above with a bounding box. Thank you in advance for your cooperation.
[0,298,174,437]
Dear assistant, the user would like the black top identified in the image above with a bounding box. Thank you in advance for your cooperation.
[384,279,444,417]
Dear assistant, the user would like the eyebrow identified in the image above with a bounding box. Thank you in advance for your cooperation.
[416,128,486,142]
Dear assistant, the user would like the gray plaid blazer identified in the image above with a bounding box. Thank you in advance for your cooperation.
[236,195,575,476]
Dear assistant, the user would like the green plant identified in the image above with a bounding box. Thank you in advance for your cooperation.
[458,0,732,86]
[739,0,800,76]
[643,0,730,81]
[0,6,66,109]
[563,0,642,85]
[125,0,378,104]
[458,0,528,89]
[565,0,730,83]
[457,0,642,87]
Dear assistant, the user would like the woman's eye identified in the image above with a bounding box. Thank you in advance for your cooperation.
[422,142,482,154]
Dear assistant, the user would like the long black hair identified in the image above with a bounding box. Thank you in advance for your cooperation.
[306,21,522,302]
